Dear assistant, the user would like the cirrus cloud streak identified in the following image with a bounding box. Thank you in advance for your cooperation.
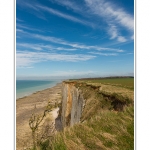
[16,51,96,68]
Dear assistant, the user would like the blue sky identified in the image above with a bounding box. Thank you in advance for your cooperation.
[16,0,134,79]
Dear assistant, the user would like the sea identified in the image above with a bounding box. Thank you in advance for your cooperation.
[16,80,61,99]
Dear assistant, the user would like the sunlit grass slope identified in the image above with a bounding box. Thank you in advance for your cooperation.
[52,106,133,150]
[41,77,134,150]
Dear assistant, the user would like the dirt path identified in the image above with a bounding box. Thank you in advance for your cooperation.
[16,83,62,150]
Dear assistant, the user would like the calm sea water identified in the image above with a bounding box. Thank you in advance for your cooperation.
[16,80,61,99]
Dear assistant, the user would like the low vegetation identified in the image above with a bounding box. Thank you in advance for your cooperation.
[28,102,60,149]
[31,77,134,150]
[52,106,133,150]
[82,77,134,90]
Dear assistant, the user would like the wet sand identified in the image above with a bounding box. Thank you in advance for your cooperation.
[16,83,62,150]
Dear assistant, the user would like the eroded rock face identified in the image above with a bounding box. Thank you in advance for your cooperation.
[61,82,85,128]
[61,81,130,129]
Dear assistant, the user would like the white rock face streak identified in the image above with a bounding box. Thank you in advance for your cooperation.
[61,82,85,128]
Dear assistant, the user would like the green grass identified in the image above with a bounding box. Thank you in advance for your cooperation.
[84,78,134,90]
[51,106,134,150]
[36,78,134,150]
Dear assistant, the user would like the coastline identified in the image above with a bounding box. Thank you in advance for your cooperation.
[16,80,61,100]
[16,82,62,150]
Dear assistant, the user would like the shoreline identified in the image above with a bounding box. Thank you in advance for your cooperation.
[16,81,62,100]
[16,82,62,150]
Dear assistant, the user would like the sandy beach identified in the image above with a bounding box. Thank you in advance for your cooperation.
[16,83,62,150]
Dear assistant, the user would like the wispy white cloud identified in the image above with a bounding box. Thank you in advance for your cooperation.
[17,0,95,28]
[16,51,96,68]
[49,0,82,13]
[108,24,118,39]
[17,0,85,27]
[84,0,134,31]
[17,0,134,43]
[49,0,133,42]
[131,35,134,40]
[36,5,95,28]
[104,23,128,43]
[16,29,24,33]
[17,43,77,51]
[16,0,47,21]
[17,24,44,33]
[16,36,21,39]
[121,52,133,55]
[117,36,127,42]
[16,18,24,22]
[89,52,118,56]
[84,0,134,42]
[17,0,39,11]
[32,33,125,52]
[16,53,36,67]
[17,29,125,52]
[17,43,43,51]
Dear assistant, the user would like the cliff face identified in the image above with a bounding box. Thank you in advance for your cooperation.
[61,82,85,128]
[60,81,132,129]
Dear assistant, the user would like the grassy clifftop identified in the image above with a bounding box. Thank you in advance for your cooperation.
[52,106,133,150]
[41,78,134,150]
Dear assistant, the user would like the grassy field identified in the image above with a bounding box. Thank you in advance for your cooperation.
[37,77,134,150]
[83,77,134,90]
